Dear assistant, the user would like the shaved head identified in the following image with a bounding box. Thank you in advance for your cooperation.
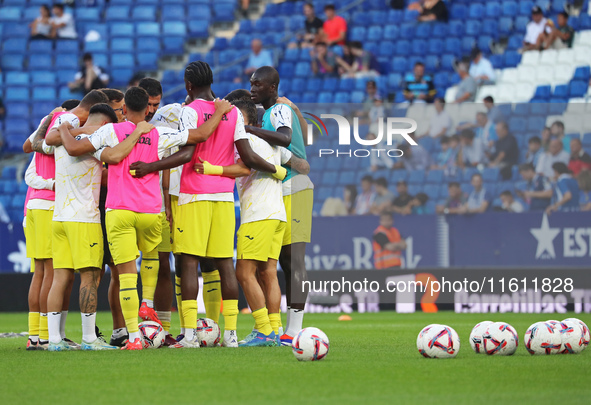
[253,66,280,87]
[250,66,280,107]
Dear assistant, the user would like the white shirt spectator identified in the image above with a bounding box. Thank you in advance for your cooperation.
[524,17,550,45]
[354,191,376,215]
[536,149,570,178]
[427,109,452,138]
[52,12,77,39]
[469,57,496,82]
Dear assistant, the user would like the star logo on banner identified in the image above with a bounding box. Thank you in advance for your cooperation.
[530,214,561,259]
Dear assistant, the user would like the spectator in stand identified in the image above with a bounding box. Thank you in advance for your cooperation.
[367,133,394,172]
[409,193,429,214]
[363,80,380,110]
[550,120,571,153]
[370,177,395,215]
[68,53,109,94]
[301,2,324,48]
[392,180,414,215]
[517,163,552,211]
[310,42,337,77]
[403,62,435,104]
[396,143,431,171]
[459,128,486,168]
[30,5,53,39]
[420,98,451,138]
[51,4,77,39]
[536,138,570,178]
[469,48,496,85]
[462,173,492,213]
[457,112,497,151]
[541,126,551,150]
[543,11,574,49]
[337,42,380,78]
[408,0,448,22]
[546,162,580,214]
[577,170,591,211]
[499,190,524,213]
[489,121,519,180]
[372,212,406,269]
[483,96,505,124]
[242,39,274,80]
[454,62,477,103]
[344,184,358,215]
[436,182,467,214]
[525,136,543,167]
[354,175,376,215]
[368,97,386,134]
[322,4,347,47]
[568,138,591,176]
[240,0,250,18]
[431,136,458,174]
[523,6,553,51]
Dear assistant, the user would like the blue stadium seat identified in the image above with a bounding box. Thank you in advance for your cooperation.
[552,0,567,13]
[574,66,591,82]
[415,23,431,39]
[450,4,468,20]
[32,72,56,86]
[132,6,157,22]
[504,51,521,67]
[425,55,439,72]
[433,72,449,88]
[334,92,350,103]
[426,170,444,183]
[514,16,529,33]
[440,54,456,71]
[424,185,439,201]
[428,38,444,55]
[509,117,527,132]
[163,21,187,36]
[305,78,322,92]
[462,37,476,54]
[29,54,53,68]
[469,3,485,18]
[502,1,518,16]
[527,116,545,132]
[162,6,186,21]
[33,87,56,101]
[403,9,419,21]
[188,5,212,20]
[318,92,333,104]
[395,40,410,55]
[351,91,365,104]
[111,38,134,53]
[384,25,399,40]
[2,38,27,53]
[387,9,403,24]
[408,170,426,184]
[448,20,464,37]
[482,20,498,36]
[486,2,501,17]
[91,53,108,69]
[188,20,209,37]
[519,1,535,15]
[278,63,294,78]
[137,52,159,70]
[110,23,134,37]
[349,27,366,42]
[1,54,24,71]
[399,23,415,40]
[514,103,530,116]
[338,79,355,92]
[322,77,339,91]
[477,36,493,51]
[76,7,101,22]
[0,7,21,22]
[6,72,29,86]
[553,84,569,98]
[111,53,134,69]
[28,40,53,54]
[367,26,383,42]
[5,87,29,102]
[110,69,134,87]
[466,20,481,36]
[2,22,28,38]
[482,167,500,182]
[137,22,160,37]
[55,54,78,70]
[105,6,130,21]
[302,93,316,103]
[295,62,309,77]
[162,37,186,54]
[55,40,79,54]
[530,102,549,115]
[569,80,588,98]
[6,103,28,118]
[444,38,461,56]
[85,40,108,53]
[213,4,236,22]
[410,39,427,55]
[499,17,513,35]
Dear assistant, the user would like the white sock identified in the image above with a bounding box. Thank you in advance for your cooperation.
[181,327,186,335]
[156,311,171,324]
[223,329,236,341]
[142,299,154,308]
[112,327,127,339]
[29,335,39,343]
[59,310,68,339]
[285,306,291,332]
[279,326,284,336]
[286,309,304,336]
[81,312,97,343]
[48,312,62,344]
[129,331,141,341]
[185,328,196,341]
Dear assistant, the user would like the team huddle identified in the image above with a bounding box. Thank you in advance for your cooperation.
[22,62,313,351]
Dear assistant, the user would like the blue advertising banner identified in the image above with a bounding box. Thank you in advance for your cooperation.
[0,223,28,274]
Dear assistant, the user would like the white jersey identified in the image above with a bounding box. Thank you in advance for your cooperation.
[282,174,315,196]
[235,134,291,224]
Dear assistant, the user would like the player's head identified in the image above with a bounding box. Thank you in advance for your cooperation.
[232,99,257,126]
[61,99,80,111]
[250,66,280,105]
[87,103,118,126]
[184,61,214,97]
[225,89,252,103]
[76,90,109,124]
[100,88,125,122]
[123,86,150,123]
[379,212,393,228]
[138,78,163,122]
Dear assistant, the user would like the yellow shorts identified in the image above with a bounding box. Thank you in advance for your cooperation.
[106,209,162,265]
[174,201,235,258]
[170,195,179,252]
[52,221,103,270]
[237,219,285,261]
[283,189,313,246]
[26,208,54,260]
[158,212,172,253]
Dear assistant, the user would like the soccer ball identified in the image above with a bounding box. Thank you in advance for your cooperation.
[419,324,460,358]
[558,320,585,354]
[292,327,329,361]
[416,324,439,355]
[469,321,493,354]
[563,317,590,348]
[546,320,562,330]
[524,322,563,355]
[482,322,518,355]
[196,318,221,347]
[139,321,166,349]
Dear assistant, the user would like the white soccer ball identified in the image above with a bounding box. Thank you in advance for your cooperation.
[563,317,590,348]
[482,322,518,355]
[139,321,166,349]
[196,318,221,347]
[419,324,460,358]
[524,322,563,355]
[558,320,585,354]
[546,320,562,330]
[292,327,329,361]
[416,324,439,355]
[469,321,493,354]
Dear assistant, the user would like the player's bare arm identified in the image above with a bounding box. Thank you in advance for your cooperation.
[286,154,310,175]
[25,113,55,154]
[162,169,172,229]
[130,144,196,178]
[245,125,291,148]
[235,139,285,180]
[100,122,154,164]
[194,157,251,178]
[45,125,101,147]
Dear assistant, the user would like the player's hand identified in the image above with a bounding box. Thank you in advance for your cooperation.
[136,121,154,135]
[214,98,234,115]
[129,161,151,178]
[165,206,172,228]
[59,121,74,130]
[195,157,223,175]
[277,97,293,108]
[272,165,287,181]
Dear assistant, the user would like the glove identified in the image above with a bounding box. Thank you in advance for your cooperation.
[272,165,287,181]
[201,160,223,175]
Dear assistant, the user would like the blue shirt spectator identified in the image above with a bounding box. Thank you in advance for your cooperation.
[244,39,274,78]
[403,62,435,103]
[465,173,491,213]
[483,96,505,124]
[525,136,543,167]
[547,162,580,214]
[517,163,552,211]
[469,49,496,85]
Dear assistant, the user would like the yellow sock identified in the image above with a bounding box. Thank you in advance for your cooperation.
[269,313,281,335]
[221,299,238,331]
[175,276,185,329]
[140,249,159,306]
[252,307,272,336]
[202,270,221,323]
[182,300,197,332]
[119,273,140,334]
[28,312,40,338]
[39,313,48,341]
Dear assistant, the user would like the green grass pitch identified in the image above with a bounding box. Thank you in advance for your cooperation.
[1,311,590,404]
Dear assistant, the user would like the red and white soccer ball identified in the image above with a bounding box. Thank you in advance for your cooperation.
[419,324,460,358]
[482,322,518,355]
[139,321,166,349]
[563,317,590,348]
[196,318,221,347]
[524,322,563,355]
[558,320,585,354]
[292,327,329,361]
[469,321,493,354]
[416,324,439,355]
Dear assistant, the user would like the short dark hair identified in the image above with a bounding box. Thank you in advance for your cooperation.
[434,97,445,104]
[79,89,109,110]
[61,99,80,111]
[528,136,541,145]
[254,66,280,87]
[324,4,335,11]
[440,135,450,144]
[483,96,494,103]
[89,103,118,124]
[448,182,460,188]
[315,41,328,47]
[552,120,565,130]
[500,190,513,198]
[185,61,214,88]
[138,78,163,98]
[52,3,64,11]
[375,177,388,188]
[361,175,373,183]
[233,99,257,126]
[559,11,569,19]
[449,134,460,143]
[552,162,570,175]
[397,180,407,186]
[460,128,475,140]
[82,52,93,62]
[415,192,429,204]
[124,86,150,113]
[100,88,124,103]
[304,2,314,9]
[519,163,535,172]
[496,121,509,132]
[224,89,251,103]
[414,61,425,68]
